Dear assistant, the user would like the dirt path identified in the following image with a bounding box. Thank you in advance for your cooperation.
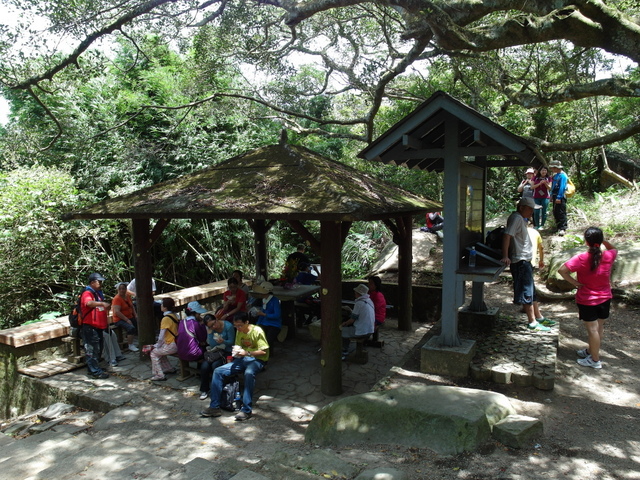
[351,280,640,479]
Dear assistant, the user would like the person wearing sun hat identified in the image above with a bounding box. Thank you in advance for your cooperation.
[340,284,375,359]
[517,167,536,199]
[501,197,556,333]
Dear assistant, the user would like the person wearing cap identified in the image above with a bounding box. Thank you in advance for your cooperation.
[80,272,111,379]
[501,198,556,332]
[550,160,568,236]
[517,167,536,199]
[532,166,552,229]
[341,284,375,359]
[201,312,269,421]
[216,277,247,321]
[251,281,282,355]
[112,281,138,352]
[176,301,208,363]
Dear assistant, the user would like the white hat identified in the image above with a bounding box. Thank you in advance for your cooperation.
[354,284,369,296]
[253,281,274,294]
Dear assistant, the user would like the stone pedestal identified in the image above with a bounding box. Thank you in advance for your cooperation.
[458,306,499,333]
[421,336,476,377]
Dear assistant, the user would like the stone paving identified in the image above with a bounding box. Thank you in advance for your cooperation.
[80,318,432,413]
[468,315,559,390]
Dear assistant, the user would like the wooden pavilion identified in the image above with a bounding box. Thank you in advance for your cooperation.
[359,91,545,354]
[64,142,440,394]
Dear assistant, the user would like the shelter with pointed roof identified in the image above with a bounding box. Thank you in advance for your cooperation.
[359,91,546,356]
[65,143,440,395]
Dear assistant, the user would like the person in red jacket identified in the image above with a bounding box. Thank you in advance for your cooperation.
[81,272,111,379]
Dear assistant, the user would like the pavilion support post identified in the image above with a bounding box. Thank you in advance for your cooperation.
[250,219,269,280]
[439,117,463,347]
[397,215,413,331]
[132,219,155,349]
[320,220,344,396]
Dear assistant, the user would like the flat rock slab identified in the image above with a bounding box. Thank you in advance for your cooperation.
[305,385,515,455]
[492,414,543,449]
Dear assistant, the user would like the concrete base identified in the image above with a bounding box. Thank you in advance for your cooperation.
[420,336,476,377]
[458,306,499,333]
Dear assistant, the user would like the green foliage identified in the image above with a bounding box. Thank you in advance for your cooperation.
[0,166,130,328]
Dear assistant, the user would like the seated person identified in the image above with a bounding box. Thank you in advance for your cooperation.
[112,282,139,352]
[294,262,321,323]
[216,277,247,321]
[341,284,375,360]
[250,281,282,355]
[102,328,126,367]
[232,269,251,295]
[176,301,208,362]
[421,212,444,233]
[286,243,310,265]
[149,298,179,381]
[199,313,235,400]
[366,275,386,347]
[294,262,320,285]
[200,313,269,421]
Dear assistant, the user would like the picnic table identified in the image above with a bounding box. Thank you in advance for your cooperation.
[269,284,320,339]
[154,279,252,309]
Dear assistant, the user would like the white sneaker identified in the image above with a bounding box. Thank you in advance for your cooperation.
[199,391,209,400]
[576,348,589,359]
[577,356,602,369]
[128,344,139,352]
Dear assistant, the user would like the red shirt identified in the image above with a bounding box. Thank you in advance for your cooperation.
[81,288,108,329]
[223,288,247,312]
[369,290,387,325]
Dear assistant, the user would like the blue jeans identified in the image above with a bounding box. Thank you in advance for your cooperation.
[533,198,549,228]
[510,260,536,305]
[114,318,137,335]
[80,325,105,375]
[209,357,264,413]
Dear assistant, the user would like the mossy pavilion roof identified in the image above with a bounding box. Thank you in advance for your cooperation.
[65,144,441,221]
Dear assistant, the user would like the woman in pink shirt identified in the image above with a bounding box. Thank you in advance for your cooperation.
[558,227,617,369]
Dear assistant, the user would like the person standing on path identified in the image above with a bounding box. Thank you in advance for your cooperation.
[558,227,617,369]
[501,197,555,332]
[550,160,569,236]
[80,272,111,379]
[517,167,536,199]
[532,166,552,229]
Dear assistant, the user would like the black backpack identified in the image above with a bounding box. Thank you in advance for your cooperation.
[485,226,505,251]
[220,377,241,411]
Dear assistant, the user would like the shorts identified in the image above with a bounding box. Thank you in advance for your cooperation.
[510,260,536,305]
[577,300,611,322]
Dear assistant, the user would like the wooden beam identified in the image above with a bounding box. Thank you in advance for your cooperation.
[149,218,171,249]
[320,220,344,396]
[288,220,321,252]
[402,134,423,150]
[395,216,413,331]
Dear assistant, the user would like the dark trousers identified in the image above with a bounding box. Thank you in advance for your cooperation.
[81,325,105,375]
[552,195,567,231]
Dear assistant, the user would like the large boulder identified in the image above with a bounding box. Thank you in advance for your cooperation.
[305,385,516,455]
[546,240,640,292]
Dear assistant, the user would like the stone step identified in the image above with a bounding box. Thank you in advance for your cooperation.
[32,434,183,480]
[0,431,88,480]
